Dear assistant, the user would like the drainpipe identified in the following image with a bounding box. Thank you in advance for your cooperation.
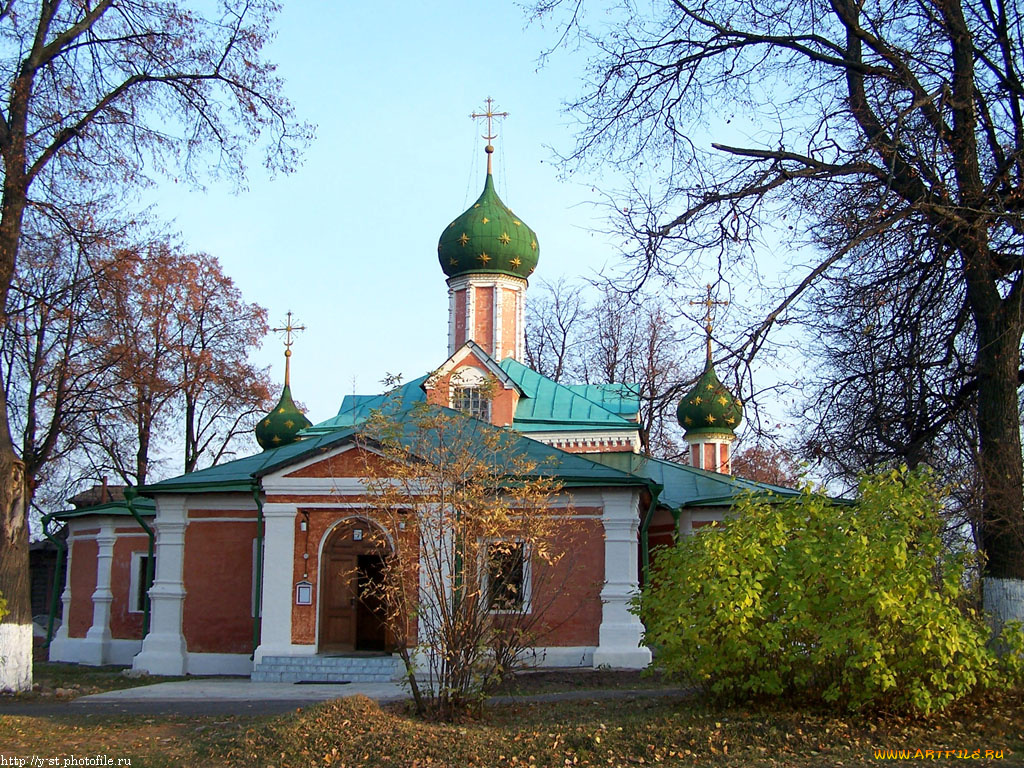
[639,486,663,586]
[252,485,265,657]
[124,487,155,637]
[40,511,67,648]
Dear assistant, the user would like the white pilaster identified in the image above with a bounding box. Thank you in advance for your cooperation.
[79,523,116,665]
[253,502,298,664]
[492,283,502,358]
[47,529,75,662]
[447,284,456,355]
[592,489,651,669]
[133,495,189,675]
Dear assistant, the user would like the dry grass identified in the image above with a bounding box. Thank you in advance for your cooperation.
[2,687,1021,767]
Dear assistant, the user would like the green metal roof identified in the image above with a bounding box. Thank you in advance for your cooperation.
[141,428,361,494]
[499,358,638,431]
[54,497,156,521]
[677,360,743,437]
[304,377,429,436]
[586,453,799,509]
[255,383,313,450]
[561,383,640,418]
[142,405,654,496]
[438,172,539,280]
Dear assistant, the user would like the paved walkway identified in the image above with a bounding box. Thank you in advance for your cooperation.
[0,678,692,717]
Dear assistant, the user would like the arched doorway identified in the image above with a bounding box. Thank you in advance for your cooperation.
[319,518,391,653]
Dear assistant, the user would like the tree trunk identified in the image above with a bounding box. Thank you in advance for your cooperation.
[971,286,1024,631]
[0,393,30,692]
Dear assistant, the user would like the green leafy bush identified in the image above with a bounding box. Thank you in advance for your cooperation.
[639,469,1024,714]
[0,590,6,622]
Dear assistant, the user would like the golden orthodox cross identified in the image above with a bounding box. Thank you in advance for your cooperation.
[690,284,729,363]
[471,97,509,174]
[272,310,306,385]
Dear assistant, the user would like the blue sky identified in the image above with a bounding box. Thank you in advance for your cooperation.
[138,1,806,457]
[142,1,641,429]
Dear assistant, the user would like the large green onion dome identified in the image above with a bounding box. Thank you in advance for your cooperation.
[438,163,539,280]
[676,360,744,437]
[256,383,312,450]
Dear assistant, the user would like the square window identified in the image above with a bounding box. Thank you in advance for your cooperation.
[129,552,155,614]
[452,386,491,421]
[485,541,528,612]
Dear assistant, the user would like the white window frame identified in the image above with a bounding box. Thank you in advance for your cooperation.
[252,537,262,618]
[480,539,532,615]
[128,550,154,615]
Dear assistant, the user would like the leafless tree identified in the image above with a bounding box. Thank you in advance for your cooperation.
[533,0,1024,598]
[0,1,308,689]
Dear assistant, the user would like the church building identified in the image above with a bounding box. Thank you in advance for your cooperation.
[47,111,798,679]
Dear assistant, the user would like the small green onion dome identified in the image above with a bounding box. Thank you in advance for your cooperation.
[676,361,744,437]
[255,384,312,450]
[438,172,539,280]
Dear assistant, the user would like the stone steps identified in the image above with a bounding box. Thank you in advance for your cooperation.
[251,654,404,683]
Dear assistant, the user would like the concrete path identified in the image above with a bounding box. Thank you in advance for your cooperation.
[0,678,692,717]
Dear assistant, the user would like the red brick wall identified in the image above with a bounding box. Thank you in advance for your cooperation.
[474,286,494,355]
[183,519,257,654]
[454,288,467,348]
[528,517,605,647]
[284,447,387,478]
[67,538,97,638]
[500,286,518,360]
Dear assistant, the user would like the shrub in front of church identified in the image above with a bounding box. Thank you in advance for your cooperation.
[638,469,1024,714]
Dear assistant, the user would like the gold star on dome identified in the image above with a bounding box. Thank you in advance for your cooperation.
[499,232,511,245]
[725,417,736,425]
[473,203,480,208]
[284,420,294,430]
[684,416,693,425]
[272,435,282,443]
[706,414,716,424]
[278,407,286,414]
[262,419,271,427]
[478,252,491,264]
[449,258,459,267]
[510,257,522,268]
[530,240,537,250]
[718,395,729,406]
[448,222,455,229]
[513,220,521,227]
[736,398,743,406]
[693,396,702,405]
[458,233,469,246]
[706,383,715,391]
[482,216,490,224]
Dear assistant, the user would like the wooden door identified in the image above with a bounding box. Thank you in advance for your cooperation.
[320,546,357,652]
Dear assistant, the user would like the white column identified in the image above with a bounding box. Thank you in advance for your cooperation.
[47,527,76,662]
[133,495,188,675]
[79,522,116,665]
[593,489,651,669]
[253,502,298,664]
